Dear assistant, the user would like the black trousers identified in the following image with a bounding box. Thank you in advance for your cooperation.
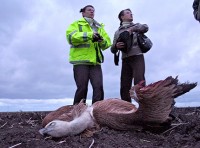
[73,65,104,105]
[120,54,145,102]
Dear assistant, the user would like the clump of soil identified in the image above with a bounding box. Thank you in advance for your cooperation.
[0,107,200,148]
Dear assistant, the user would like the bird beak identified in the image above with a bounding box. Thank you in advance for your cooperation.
[39,128,48,135]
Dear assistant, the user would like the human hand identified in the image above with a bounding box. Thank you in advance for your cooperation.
[92,33,103,42]
[116,42,125,49]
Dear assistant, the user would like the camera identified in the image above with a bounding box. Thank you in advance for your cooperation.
[117,31,132,53]
[92,33,103,42]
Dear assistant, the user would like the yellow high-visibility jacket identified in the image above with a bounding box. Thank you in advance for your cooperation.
[66,18,111,65]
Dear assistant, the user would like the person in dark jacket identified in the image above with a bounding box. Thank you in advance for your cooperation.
[111,9,149,102]
[193,0,200,22]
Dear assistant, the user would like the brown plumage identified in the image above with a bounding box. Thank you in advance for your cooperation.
[92,98,139,130]
[40,76,197,137]
[42,105,74,127]
[92,76,197,130]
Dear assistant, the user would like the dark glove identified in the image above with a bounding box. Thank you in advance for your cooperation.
[92,33,103,42]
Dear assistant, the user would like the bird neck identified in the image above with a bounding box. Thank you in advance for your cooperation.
[67,110,94,135]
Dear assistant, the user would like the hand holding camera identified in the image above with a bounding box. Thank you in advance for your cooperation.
[92,33,103,42]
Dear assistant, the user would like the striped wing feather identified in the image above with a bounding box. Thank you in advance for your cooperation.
[130,76,197,124]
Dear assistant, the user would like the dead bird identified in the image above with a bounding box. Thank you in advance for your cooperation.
[39,76,197,137]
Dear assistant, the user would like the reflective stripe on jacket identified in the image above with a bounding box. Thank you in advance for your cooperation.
[66,18,111,65]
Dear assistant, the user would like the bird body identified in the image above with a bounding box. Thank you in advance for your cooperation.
[39,76,197,137]
[92,98,138,130]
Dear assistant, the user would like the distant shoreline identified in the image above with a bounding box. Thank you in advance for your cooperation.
[1,98,200,112]
[0,106,200,113]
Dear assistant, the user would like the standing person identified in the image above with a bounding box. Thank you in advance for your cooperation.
[66,5,111,105]
[111,9,149,102]
[193,0,200,22]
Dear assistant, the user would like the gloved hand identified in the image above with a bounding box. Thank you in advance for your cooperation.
[92,33,103,42]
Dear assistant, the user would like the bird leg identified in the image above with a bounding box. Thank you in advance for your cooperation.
[80,123,101,138]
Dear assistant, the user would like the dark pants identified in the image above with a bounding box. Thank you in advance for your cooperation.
[120,55,145,102]
[73,65,104,105]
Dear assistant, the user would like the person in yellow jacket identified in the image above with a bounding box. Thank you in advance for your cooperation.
[66,5,111,105]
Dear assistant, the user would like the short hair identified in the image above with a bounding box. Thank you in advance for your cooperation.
[80,5,94,13]
[118,9,131,26]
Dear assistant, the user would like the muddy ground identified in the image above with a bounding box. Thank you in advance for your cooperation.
[0,107,200,148]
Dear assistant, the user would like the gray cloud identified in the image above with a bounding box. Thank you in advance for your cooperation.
[0,0,199,105]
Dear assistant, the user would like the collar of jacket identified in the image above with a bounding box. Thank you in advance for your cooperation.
[118,23,136,30]
[84,17,102,28]
[78,17,104,28]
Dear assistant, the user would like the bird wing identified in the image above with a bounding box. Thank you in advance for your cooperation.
[92,98,138,130]
[42,100,87,127]
[130,76,197,124]
[42,105,74,127]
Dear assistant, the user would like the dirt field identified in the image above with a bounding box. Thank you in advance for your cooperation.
[0,107,200,148]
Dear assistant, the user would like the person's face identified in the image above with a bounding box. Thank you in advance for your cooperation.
[82,6,95,19]
[121,10,133,22]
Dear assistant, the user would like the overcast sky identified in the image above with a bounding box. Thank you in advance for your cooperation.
[0,0,199,105]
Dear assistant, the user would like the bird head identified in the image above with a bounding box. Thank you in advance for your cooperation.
[39,120,71,137]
